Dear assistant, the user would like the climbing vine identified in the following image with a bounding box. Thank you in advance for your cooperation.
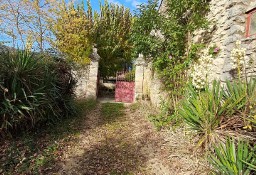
[131,0,210,103]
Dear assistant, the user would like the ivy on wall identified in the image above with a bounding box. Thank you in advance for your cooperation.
[131,0,210,103]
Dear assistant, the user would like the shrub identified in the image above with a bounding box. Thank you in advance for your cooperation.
[222,79,256,131]
[209,138,256,175]
[0,50,76,135]
[148,100,173,130]
[124,70,135,82]
[179,78,256,149]
[179,80,230,149]
[223,79,256,115]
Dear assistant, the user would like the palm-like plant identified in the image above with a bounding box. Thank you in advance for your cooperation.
[223,79,256,115]
[209,138,256,175]
[179,80,226,149]
[0,51,45,130]
[0,50,76,135]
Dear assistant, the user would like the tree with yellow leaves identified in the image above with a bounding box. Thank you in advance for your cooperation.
[50,1,94,65]
[0,0,55,51]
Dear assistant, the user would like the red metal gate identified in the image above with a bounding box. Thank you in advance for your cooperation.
[115,71,135,103]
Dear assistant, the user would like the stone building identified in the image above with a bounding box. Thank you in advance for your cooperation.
[135,0,256,106]
[160,0,256,81]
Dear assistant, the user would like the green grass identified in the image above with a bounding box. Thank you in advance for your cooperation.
[0,98,97,174]
[75,98,98,114]
[129,102,141,112]
[148,113,171,131]
[101,103,125,122]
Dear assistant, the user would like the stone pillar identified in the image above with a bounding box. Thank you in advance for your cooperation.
[74,48,100,99]
[135,54,145,100]
[74,68,89,99]
[86,48,100,99]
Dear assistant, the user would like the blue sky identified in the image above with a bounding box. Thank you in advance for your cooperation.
[90,0,149,12]
[0,0,153,48]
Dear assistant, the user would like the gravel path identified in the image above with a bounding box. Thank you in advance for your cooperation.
[56,102,209,175]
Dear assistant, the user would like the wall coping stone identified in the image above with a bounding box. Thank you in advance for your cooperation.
[242,35,256,42]
[246,2,256,13]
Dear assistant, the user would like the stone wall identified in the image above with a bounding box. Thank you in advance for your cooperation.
[139,0,256,107]
[192,0,256,81]
[74,66,90,99]
[74,48,100,99]
[135,55,168,107]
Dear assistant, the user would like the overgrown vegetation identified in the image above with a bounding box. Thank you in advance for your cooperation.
[0,50,76,135]
[131,0,211,132]
[148,100,172,130]
[1,0,256,174]
[133,0,256,174]
[209,138,256,175]
[0,99,97,174]
[179,79,256,149]
[179,81,226,149]
[132,0,209,95]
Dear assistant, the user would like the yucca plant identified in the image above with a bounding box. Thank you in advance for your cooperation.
[179,80,227,149]
[223,79,256,116]
[209,138,256,175]
[247,79,256,129]
[0,51,46,131]
[221,79,256,132]
[0,50,76,135]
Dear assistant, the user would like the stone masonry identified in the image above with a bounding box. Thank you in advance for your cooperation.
[75,48,100,99]
[135,55,168,107]
[159,0,256,81]
[135,1,256,107]
[192,0,256,81]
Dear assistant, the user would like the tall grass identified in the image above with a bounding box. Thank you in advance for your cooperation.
[0,50,76,135]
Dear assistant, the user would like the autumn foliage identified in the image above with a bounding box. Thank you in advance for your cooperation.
[51,1,94,65]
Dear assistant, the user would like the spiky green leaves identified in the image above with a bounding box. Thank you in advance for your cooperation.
[209,138,256,175]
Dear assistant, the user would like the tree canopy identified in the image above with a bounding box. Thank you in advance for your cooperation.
[94,0,133,77]
[51,1,94,65]
[0,0,134,75]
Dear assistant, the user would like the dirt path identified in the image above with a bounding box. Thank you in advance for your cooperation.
[57,102,209,175]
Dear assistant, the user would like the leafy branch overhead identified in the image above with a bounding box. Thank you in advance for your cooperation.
[131,0,210,95]
[50,0,133,75]
[94,0,133,77]
[51,1,94,65]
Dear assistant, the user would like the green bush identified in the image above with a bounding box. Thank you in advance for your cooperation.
[223,79,256,116]
[179,80,227,148]
[0,50,76,135]
[124,70,135,82]
[148,100,173,130]
[209,138,256,175]
[179,79,256,149]
[222,79,256,131]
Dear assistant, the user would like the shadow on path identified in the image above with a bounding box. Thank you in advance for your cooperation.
[58,103,151,174]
